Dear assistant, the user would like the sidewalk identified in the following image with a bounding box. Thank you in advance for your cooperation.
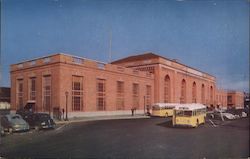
[55,114,150,124]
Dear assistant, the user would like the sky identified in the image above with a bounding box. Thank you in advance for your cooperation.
[0,0,249,92]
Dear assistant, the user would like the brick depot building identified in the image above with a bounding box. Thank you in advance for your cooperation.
[10,53,244,118]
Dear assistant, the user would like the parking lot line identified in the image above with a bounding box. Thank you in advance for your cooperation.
[209,119,217,127]
[55,123,68,131]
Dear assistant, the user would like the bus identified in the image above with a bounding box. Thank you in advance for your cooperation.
[151,103,179,117]
[172,104,206,127]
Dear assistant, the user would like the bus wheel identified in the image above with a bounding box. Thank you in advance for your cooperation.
[196,119,199,127]
[165,113,168,118]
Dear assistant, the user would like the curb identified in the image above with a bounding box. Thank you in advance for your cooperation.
[55,115,150,124]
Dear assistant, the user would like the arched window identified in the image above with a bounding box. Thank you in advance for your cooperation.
[192,82,197,103]
[210,86,213,105]
[201,84,205,104]
[180,79,186,103]
[164,75,171,103]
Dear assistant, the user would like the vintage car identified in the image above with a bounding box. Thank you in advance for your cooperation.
[0,114,30,133]
[24,113,56,130]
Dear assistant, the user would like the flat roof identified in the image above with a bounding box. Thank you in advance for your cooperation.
[11,52,107,66]
[174,103,206,111]
[152,103,180,107]
[111,52,215,78]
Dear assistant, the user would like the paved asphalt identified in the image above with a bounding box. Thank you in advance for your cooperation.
[0,117,249,159]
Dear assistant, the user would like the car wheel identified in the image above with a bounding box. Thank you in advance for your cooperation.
[9,128,13,134]
[1,130,5,136]
[35,126,40,131]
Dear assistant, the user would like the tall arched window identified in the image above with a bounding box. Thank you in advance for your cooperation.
[192,82,197,103]
[164,75,171,103]
[180,79,186,103]
[201,84,205,104]
[210,86,213,105]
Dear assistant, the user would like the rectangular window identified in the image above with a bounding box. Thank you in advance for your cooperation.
[228,96,232,103]
[17,79,24,108]
[43,75,51,112]
[29,77,36,100]
[72,76,84,111]
[97,79,106,110]
[30,61,36,66]
[72,57,84,64]
[17,64,23,68]
[132,83,139,109]
[146,85,151,106]
[43,57,51,63]
[97,63,105,69]
[116,81,125,110]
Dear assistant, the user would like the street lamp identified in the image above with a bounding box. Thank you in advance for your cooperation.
[144,96,146,115]
[65,91,69,121]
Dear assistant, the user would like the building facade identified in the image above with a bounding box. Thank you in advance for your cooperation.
[10,53,154,118]
[10,52,244,118]
[215,89,228,108]
[112,53,216,106]
[227,91,244,109]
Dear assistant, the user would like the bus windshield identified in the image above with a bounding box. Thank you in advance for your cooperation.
[152,105,175,110]
[176,110,192,117]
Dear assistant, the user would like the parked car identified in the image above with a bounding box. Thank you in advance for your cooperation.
[207,112,224,121]
[0,114,29,133]
[226,108,248,118]
[24,113,56,130]
[221,113,236,120]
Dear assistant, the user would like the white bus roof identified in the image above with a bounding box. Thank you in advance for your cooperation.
[174,103,206,111]
[152,103,180,107]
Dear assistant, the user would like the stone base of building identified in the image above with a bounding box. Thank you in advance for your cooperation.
[11,109,146,119]
[67,110,145,119]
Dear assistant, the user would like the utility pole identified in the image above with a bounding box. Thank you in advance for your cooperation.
[65,91,69,121]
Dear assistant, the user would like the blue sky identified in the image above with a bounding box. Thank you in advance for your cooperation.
[1,0,249,92]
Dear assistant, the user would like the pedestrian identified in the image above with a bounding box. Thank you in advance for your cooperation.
[131,108,134,116]
[146,105,150,116]
[62,108,65,120]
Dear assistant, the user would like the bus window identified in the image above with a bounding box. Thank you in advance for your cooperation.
[183,111,192,117]
[152,105,160,110]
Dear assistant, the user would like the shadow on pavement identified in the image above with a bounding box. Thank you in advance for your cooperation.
[156,119,198,129]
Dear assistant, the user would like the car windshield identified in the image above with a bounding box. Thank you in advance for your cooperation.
[39,114,50,120]
[12,116,21,119]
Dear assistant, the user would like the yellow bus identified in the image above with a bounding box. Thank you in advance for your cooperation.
[151,103,179,117]
[172,104,206,128]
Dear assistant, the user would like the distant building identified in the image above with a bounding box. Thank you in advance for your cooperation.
[227,91,244,109]
[0,87,10,103]
[244,92,249,108]
[0,87,11,110]
[215,89,227,108]
[10,52,244,118]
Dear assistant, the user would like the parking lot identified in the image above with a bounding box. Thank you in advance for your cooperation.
[0,117,249,158]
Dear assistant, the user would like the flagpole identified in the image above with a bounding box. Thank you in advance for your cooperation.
[109,30,112,63]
